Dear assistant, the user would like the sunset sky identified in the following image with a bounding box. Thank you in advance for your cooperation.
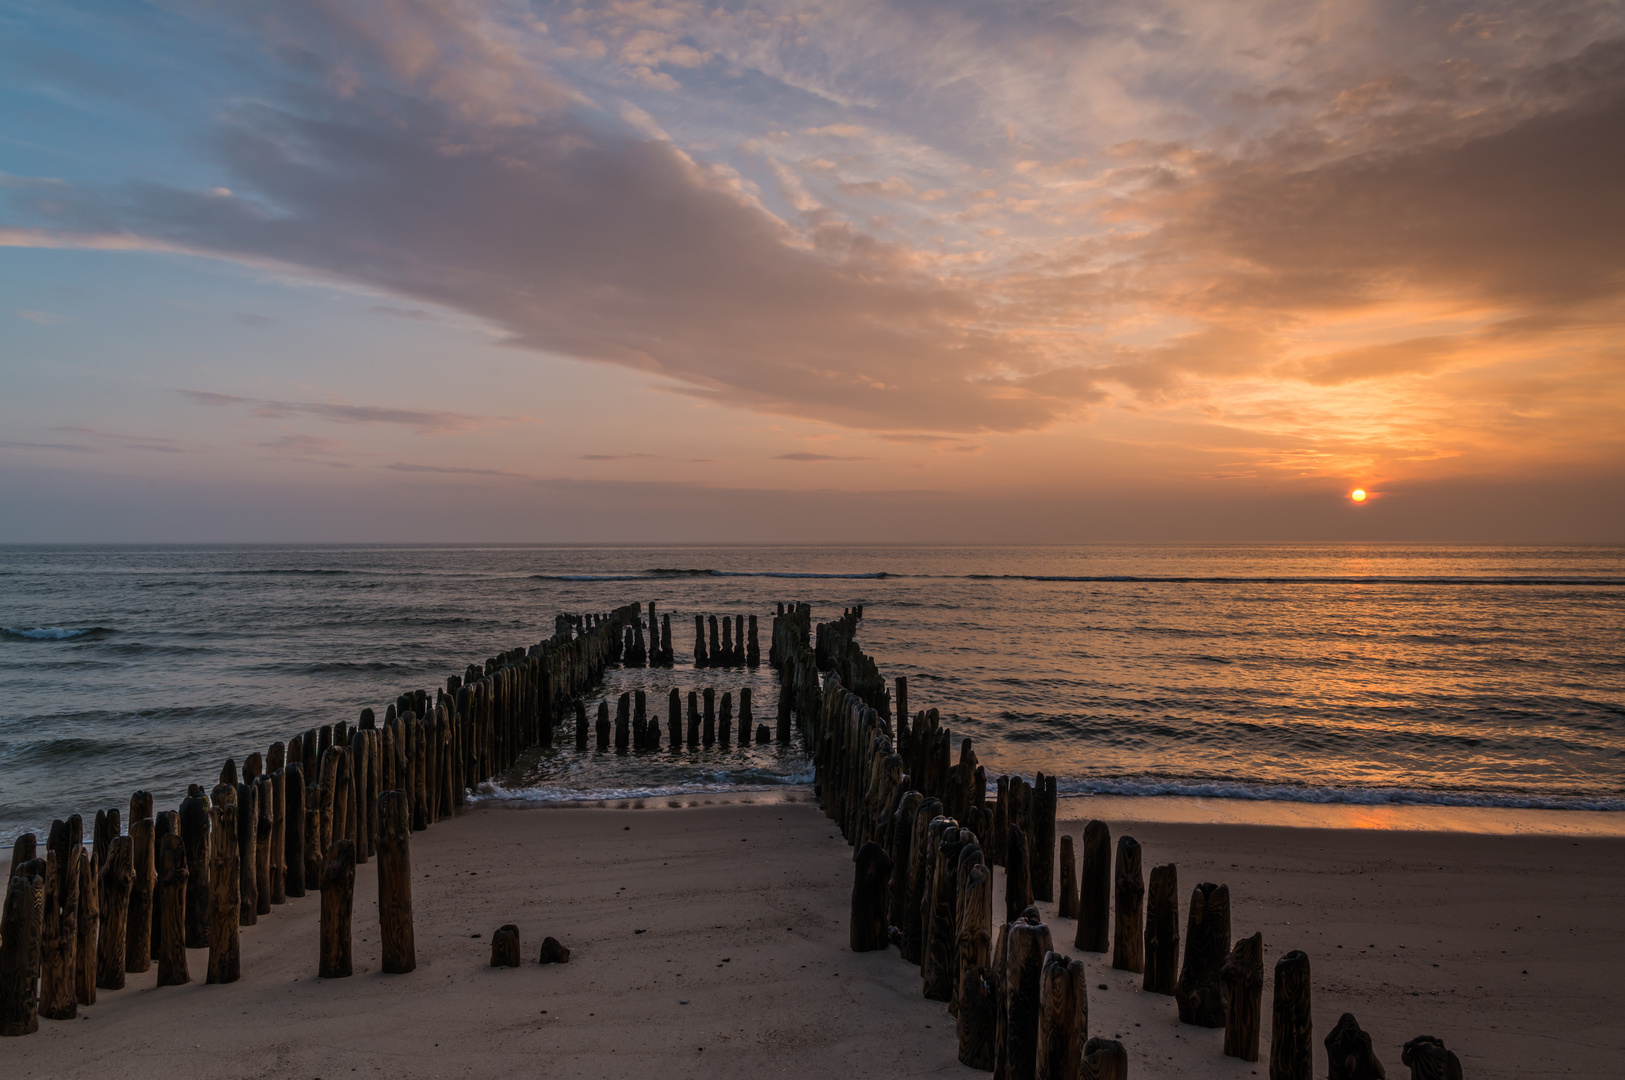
[2,0,1622,541]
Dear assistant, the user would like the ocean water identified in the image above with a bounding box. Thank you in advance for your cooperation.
[2,544,1623,844]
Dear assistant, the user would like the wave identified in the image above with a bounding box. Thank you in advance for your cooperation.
[1053,775,1625,811]
[470,768,816,805]
[530,569,891,581]
[1,626,112,642]
[529,569,1622,586]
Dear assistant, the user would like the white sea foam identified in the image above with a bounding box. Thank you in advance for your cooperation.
[1,626,101,641]
[1053,776,1625,812]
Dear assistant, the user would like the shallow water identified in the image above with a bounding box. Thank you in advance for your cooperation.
[2,543,1622,843]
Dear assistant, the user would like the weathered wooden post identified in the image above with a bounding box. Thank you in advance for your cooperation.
[1058,836,1078,919]
[149,809,176,962]
[1004,917,1053,1080]
[237,779,259,925]
[709,615,721,663]
[1144,863,1179,995]
[40,817,81,1020]
[155,834,188,987]
[1401,1035,1462,1080]
[304,781,322,893]
[1221,931,1263,1061]
[1081,1038,1127,1080]
[739,688,754,745]
[687,690,700,747]
[694,615,708,668]
[958,963,998,1070]
[95,835,133,991]
[849,841,892,951]
[347,731,368,865]
[901,797,942,964]
[615,692,631,751]
[719,691,734,747]
[284,761,306,898]
[539,936,571,964]
[1037,951,1089,1080]
[207,792,240,985]
[0,862,44,1036]
[747,614,760,666]
[991,776,1009,866]
[776,676,792,743]
[633,688,648,748]
[575,700,589,750]
[1075,820,1110,952]
[1176,881,1230,1026]
[1032,774,1056,903]
[1270,950,1312,1080]
[721,617,734,667]
[703,687,716,746]
[1325,1012,1385,1080]
[377,790,415,975]
[1111,836,1143,974]
[126,793,154,974]
[268,744,288,899]
[667,688,682,749]
[319,840,356,979]
[75,847,97,1007]
[490,924,521,968]
[1004,824,1032,924]
[179,786,211,948]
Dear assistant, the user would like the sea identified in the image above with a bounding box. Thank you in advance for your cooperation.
[2,544,1623,845]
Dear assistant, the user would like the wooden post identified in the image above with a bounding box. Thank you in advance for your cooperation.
[1037,951,1088,1080]
[1111,836,1143,974]
[268,744,288,899]
[376,790,415,975]
[693,614,708,668]
[304,781,322,895]
[668,688,682,749]
[901,797,942,965]
[740,688,754,745]
[1081,1038,1128,1080]
[614,692,630,751]
[1401,1036,1462,1080]
[155,834,188,986]
[149,810,175,962]
[776,677,791,743]
[179,785,211,948]
[703,687,716,746]
[1221,931,1263,1061]
[1144,863,1179,995]
[719,690,733,747]
[747,614,760,666]
[958,964,998,1070]
[1032,774,1056,903]
[850,841,893,952]
[349,731,369,865]
[284,761,306,898]
[1176,881,1230,1026]
[633,688,647,749]
[1075,820,1110,952]
[1269,950,1312,1080]
[924,826,968,1001]
[538,936,570,964]
[687,690,700,747]
[237,780,259,925]
[319,840,356,979]
[709,615,721,664]
[1004,824,1031,924]
[596,700,611,751]
[1325,1012,1386,1080]
[75,850,97,1007]
[991,776,1008,866]
[1058,836,1078,919]
[95,835,133,991]
[207,795,240,985]
[1003,919,1053,1080]
[490,924,521,967]
[0,864,44,1036]
[575,700,589,750]
[40,817,81,1020]
[126,796,154,974]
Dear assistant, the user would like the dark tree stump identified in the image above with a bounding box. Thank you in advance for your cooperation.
[1081,1038,1128,1080]
[319,840,356,979]
[376,790,416,975]
[1075,820,1110,953]
[538,936,571,964]
[207,798,240,985]
[40,818,81,1020]
[1005,823,1032,924]
[850,841,893,951]
[1221,931,1263,1061]
[155,833,189,987]
[491,924,521,967]
[1401,1036,1461,1080]
[125,814,154,974]
[1325,1012,1386,1080]
[284,761,306,898]
[96,835,133,991]
[1037,951,1088,1080]
[0,864,44,1036]
[179,786,211,949]
[1003,919,1054,1080]
[1058,836,1078,919]
[958,965,998,1071]
[1177,882,1230,1026]
[1111,836,1144,974]
[1144,863,1179,995]
[1270,950,1312,1080]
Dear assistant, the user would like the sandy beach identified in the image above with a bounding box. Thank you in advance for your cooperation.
[5,795,1619,1079]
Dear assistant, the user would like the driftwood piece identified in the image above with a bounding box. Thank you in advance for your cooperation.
[40,819,81,1020]
[179,786,211,948]
[1037,951,1089,1080]
[377,789,416,974]
[490,924,521,967]
[1058,836,1078,919]
[1270,950,1313,1080]
[1176,882,1230,1026]
[1144,863,1179,995]
[1111,836,1144,974]
[1075,820,1110,952]
[207,800,240,984]
[1005,823,1032,924]
[284,761,306,898]
[319,840,356,979]
[95,835,133,991]
[538,936,571,964]
[0,864,44,1036]
[1221,931,1263,1060]
[125,814,153,973]
[1003,919,1054,1080]
[850,841,893,951]
[75,852,97,1006]
[1325,1012,1386,1080]
[155,834,189,986]
[1400,1036,1461,1080]
[1081,1038,1128,1080]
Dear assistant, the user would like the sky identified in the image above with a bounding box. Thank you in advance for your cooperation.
[1,0,1622,542]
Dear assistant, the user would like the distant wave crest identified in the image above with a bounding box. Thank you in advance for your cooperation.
[531,569,890,582]
[2,626,111,642]
[1057,776,1625,811]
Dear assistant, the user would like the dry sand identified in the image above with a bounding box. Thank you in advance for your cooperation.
[6,795,1621,1079]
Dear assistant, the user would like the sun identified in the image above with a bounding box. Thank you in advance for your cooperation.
[1350,488,1367,502]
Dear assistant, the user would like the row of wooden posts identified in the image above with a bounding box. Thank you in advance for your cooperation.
[812,621,1463,1079]
[575,685,797,751]
[599,603,763,670]
[0,603,644,1037]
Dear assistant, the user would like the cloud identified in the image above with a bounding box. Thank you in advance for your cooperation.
[774,452,874,462]
[578,453,658,461]
[384,462,526,477]
[181,390,503,435]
